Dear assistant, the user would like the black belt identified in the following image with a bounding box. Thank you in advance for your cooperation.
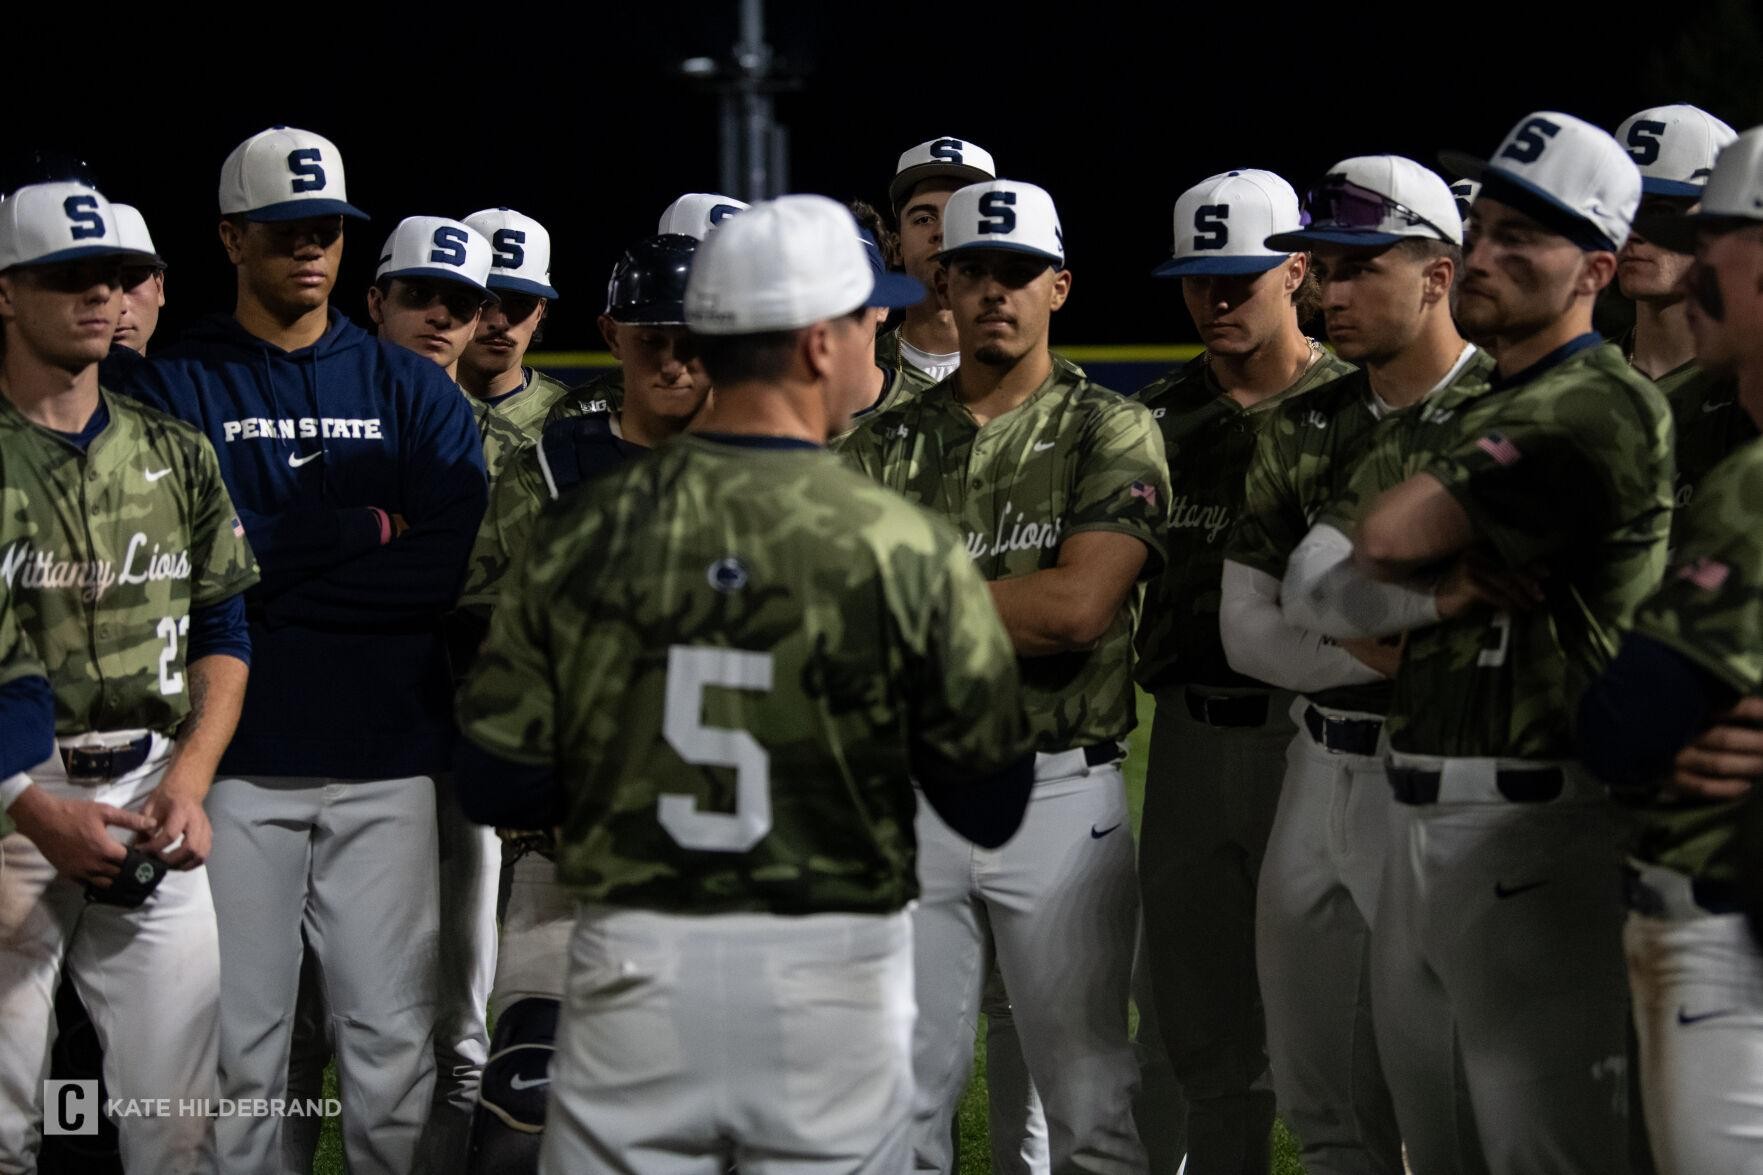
[1387,765,1564,805]
[61,736,153,783]
[1184,690,1269,729]
[1302,705,1382,756]
[1622,866,1740,916]
[1079,742,1123,767]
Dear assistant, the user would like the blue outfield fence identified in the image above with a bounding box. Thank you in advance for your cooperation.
[527,345,1205,396]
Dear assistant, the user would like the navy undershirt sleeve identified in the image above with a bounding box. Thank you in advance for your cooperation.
[1578,633,1738,795]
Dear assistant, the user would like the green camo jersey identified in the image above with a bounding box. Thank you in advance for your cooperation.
[545,367,623,425]
[1135,345,1355,691]
[1227,348,1495,714]
[1626,435,1763,884]
[1654,361,1755,547]
[842,362,1170,751]
[1373,343,1673,759]
[466,369,575,482]
[458,435,1032,914]
[0,391,259,735]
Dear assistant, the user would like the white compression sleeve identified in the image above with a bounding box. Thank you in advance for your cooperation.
[1218,560,1386,693]
[1281,523,1440,640]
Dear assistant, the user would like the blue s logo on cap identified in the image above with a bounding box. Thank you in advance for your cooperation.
[1500,117,1561,166]
[1194,205,1229,250]
[63,196,106,241]
[491,229,526,269]
[978,191,1017,234]
[931,138,966,164]
[1625,121,1667,166]
[709,203,741,226]
[430,226,469,267]
[287,149,327,193]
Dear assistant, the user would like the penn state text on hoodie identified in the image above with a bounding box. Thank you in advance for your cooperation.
[126,310,487,778]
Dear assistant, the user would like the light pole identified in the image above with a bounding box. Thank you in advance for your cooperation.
[677,0,797,202]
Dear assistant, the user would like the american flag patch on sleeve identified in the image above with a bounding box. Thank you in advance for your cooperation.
[1677,557,1730,591]
[1475,433,1522,466]
[1130,481,1159,508]
[231,516,246,538]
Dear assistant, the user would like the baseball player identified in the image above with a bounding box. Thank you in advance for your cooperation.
[1218,156,1490,1175]
[457,208,570,480]
[0,180,258,1172]
[124,125,489,1175]
[1282,112,1664,1172]
[844,200,936,425]
[1613,104,1753,544]
[455,192,1018,1175]
[877,136,996,383]
[368,214,499,384]
[1577,127,1763,1173]
[844,178,1168,1175]
[459,234,710,613]
[109,204,165,357]
[1133,167,1351,1173]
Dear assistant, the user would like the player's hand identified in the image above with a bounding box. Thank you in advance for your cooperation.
[8,789,158,886]
[1341,635,1403,678]
[1671,697,1763,801]
[1435,553,1544,619]
[139,777,213,869]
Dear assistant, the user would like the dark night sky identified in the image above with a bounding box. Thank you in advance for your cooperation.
[9,0,1760,350]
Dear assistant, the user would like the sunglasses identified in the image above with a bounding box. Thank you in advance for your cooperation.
[1307,177,1452,242]
[393,279,492,321]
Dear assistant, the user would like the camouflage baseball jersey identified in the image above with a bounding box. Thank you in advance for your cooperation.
[1654,362,1755,547]
[544,367,624,426]
[1228,348,1495,714]
[1625,435,1763,885]
[1135,345,1354,691]
[0,392,260,735]
[466,368,575,482]
[1366,343,1673,759]
[458,434,1031,914]
[841,362,1170,751]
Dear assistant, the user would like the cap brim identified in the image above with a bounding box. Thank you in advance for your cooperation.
[487,275,558,299]
[935,241,1064,266]
[1264,229,1407,251]
[1640,177,1706,198]
[1436,149,1488,182]
[379,266,499,299]
[6,244,163,271]
[1477,168,1621,251]
[866,270,928,309]
[1152,253,1287,278]
[243,198,370,222]
[890,164,994,212]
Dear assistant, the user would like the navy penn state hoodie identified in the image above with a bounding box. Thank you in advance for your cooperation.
[125,310,487,779]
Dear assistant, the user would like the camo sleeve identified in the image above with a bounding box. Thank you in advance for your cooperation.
[186,430,260,608]
[459,441,548,612]
[1065,396,1171,577]
[1225,405,1304,578]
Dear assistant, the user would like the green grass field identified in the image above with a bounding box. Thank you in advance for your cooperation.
[312,691,1304,1173]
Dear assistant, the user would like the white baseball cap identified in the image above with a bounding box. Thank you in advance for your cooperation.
[375,216,497,298]
[1267,156,1462,251]
[1633,126,1763,251]
[1615,104,1738,197]
[112,203,166,268]
[657,193,750,239]
[463,207,557,299]
[1154,169,1302,277]
[685,194,925,335]
[936,180,1065,267]
[219,126,368,222]
[889,136,997,213]
[0,182,161,272]
[1449,179,1481,224]
[1439,112,1640,251]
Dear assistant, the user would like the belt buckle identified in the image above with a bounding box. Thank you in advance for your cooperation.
[64,747,114,783]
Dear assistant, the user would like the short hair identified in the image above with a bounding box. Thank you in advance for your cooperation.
[1293,263,1323,324]
[694,330,804,386]
[1391,237,1463,269]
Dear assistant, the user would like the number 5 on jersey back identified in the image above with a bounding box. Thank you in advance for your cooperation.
[661,645,774,853]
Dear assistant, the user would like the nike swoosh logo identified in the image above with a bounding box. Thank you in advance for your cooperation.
[1090,823,1121,839]
[144,468,171,482]
[1678,1007,1738,1026]
[1703,401,1733,414]
[288,451,321,468]
[1033,441,1056,452]
[508,1074,550,1091]
[1494,880,1549,899]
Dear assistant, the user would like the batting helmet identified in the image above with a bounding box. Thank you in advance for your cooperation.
[604,234,698,325]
